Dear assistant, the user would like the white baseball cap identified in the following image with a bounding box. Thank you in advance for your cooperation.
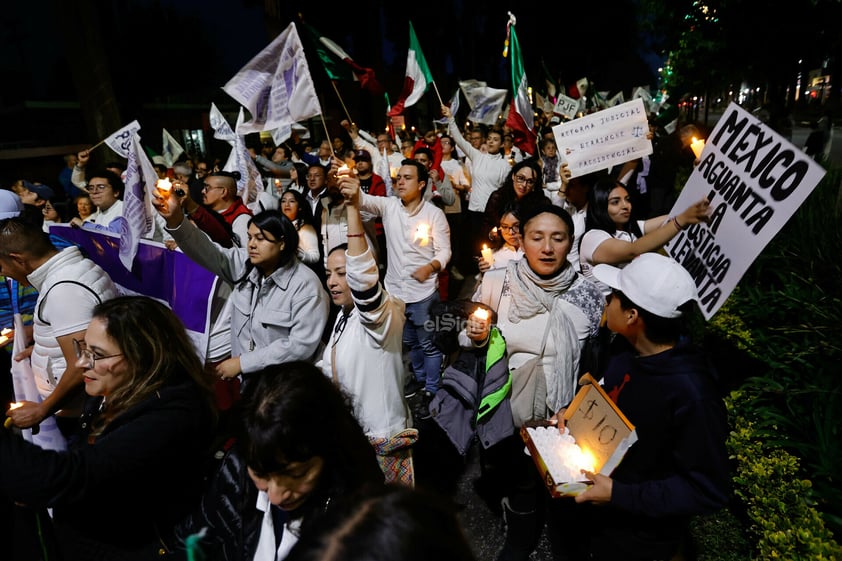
[593,253,698,319]
[0,190,23,219]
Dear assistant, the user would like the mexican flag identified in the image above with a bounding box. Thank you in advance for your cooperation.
[387,22,433,117]
[300,22,383,95]
[504,21,537,156]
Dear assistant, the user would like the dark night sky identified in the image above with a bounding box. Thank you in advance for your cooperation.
[2,0,663,143]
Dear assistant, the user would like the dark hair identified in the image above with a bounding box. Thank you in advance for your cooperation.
[249,209,299,266]
[208,170,240,197]
[90,296,212,435]
[613,290,690,345]
[412,146,434,162]
[281,188,315,227]
[240,361,383,523]
[286,484,476,561]
[521,203,575,240]
[87,169,124,198]
[0,216,55,258]
[327,242,348,259]
[584,175,643,237]
[290,162,309,187]
[399,159,429,195]
[485,158,548,230]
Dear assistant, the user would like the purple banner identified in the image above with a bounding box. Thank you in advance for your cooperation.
[51,225,217,333]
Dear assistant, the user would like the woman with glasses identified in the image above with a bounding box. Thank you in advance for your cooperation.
[155,192,329,385]
[579,174,710,296]
[475,202,524,282]
[0,296,215,560]
[482,159,550,240]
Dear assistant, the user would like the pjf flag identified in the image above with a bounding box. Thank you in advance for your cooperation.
[104,120,141,159]
[224,22,322,144]
[387,21,433,117]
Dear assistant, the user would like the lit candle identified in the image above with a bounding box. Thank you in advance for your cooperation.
[472,308,490,322]
[274,178,281,189]
[481,244,494,268]
[690,137,705,160]
[491,226,499,238]
[0,327,11,346]
[156,178,173,199]
[413,223,430,246]
[4,402,23,428]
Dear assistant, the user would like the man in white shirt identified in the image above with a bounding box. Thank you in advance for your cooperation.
[359,160,451,419]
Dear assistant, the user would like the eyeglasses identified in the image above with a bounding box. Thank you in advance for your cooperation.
[202,184,225,192]
[513,175,536,186]
[73,339,123,369]
[499,224,520,234]
[88,183,111,193]
[305,174,324,180]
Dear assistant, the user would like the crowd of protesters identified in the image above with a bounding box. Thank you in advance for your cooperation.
[0,94,732,561]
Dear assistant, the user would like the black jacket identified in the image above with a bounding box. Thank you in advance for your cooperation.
[168,448,263,561]
[0,378,214,561]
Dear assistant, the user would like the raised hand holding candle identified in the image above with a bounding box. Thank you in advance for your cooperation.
[481,244,494,268]
[156,178,172,198]
[690,137,705,160]
[472,308,490,322]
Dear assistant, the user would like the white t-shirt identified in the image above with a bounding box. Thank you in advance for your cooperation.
[579,220,646,295]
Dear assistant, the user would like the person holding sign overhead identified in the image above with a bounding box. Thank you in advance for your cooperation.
[557,252,730,561]
[579,174,710,296]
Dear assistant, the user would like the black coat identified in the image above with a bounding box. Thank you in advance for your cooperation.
[0,378,214,561]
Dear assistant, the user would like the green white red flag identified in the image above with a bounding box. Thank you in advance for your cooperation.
[503,14,536,156]
[300,21,383,95]
[387,22,434,117]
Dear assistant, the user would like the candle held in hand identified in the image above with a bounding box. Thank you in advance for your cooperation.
[481,244,494,268]
[690,137,705,160]
[472,308,490,321]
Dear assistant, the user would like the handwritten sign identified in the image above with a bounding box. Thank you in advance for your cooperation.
[552,98,652,178]
[665,102,826,320]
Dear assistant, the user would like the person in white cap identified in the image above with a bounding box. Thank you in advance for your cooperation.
[558,252,730,561]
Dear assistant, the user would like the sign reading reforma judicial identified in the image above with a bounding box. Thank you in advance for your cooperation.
[552,98,653,178]
[665,102,826,320]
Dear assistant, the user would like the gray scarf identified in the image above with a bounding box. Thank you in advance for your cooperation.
[506,258,581,411]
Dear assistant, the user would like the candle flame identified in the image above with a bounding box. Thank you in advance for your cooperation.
[413,223,430,246]
[472,308,490,321]
[156,178,172,192]
[9,402,23,410]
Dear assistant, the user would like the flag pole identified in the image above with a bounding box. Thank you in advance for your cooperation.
[330,80,354,124]
[431,81,444,107]
[87,138,108,153]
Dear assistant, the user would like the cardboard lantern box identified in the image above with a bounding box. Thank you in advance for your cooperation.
[520,373,638,497]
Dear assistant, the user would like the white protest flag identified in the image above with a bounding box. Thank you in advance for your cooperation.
[120,132,157,270]
[665,102,826,319]
[161,128,185,167]
[467,86,507,126]
[223,22,321,144]
[103,120,141,158]
[606,91,625,107]
[435,89,460,125]
[212,106,261,206]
